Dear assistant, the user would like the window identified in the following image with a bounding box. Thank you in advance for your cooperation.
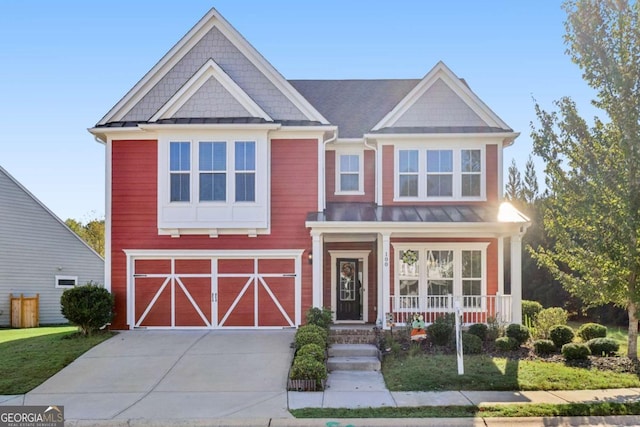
[394,244,487,311]
[461,149,481,197]
[170,142,190,202]
[339,154,360,192]
[199,142,226,202]
[55,275,77,288]
[426,150,453,197]
[395,147,484,200]
[235,141,255,202]
[398,150,419,197]
[462,250,482,307]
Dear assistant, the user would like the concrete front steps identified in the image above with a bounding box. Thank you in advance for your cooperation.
[327,343,381,371]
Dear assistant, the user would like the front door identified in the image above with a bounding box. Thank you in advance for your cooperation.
[336,258,361,321]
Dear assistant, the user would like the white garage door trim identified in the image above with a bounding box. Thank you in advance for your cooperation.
[124,249,303,330]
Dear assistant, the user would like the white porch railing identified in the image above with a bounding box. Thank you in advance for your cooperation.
[388,294,512,326]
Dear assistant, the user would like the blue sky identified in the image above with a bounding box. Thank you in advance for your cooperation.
[0,1,598,221]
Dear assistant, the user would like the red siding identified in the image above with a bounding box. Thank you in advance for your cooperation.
[110,138,317,329]
[326,150,375,203]
[486,144,498,203]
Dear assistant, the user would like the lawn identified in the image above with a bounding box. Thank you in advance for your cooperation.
[382,354,640,391]
[0,326,113,394]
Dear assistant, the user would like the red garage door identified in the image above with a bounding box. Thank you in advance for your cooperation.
[131,254,299,329]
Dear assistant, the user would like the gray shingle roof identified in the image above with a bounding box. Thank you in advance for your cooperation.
[289,79,419,138]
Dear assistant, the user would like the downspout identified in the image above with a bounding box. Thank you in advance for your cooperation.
[363,137,378,205]
[321,131,337,211]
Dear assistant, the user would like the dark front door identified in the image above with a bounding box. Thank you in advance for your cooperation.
[336,258,361,321]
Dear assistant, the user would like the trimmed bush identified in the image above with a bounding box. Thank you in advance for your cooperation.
[533,339,556,355]
[427,314,455,346]
[522,300,543,321]
[587,337,619,356]
[294,326,327,350]
[495,336,518,352]
[533,307,568,339]
[506,323,530,345]
[549,325,575,348]
[562,343,591,361]
[467,323,488,341]
[305,307,333,330]
[60,282,114,336]
[577,323,607,341]
[290,355,327,386]
[297,343,325,363]
[462,333,483,354]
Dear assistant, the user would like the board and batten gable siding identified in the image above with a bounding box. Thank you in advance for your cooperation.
[110,138,318,329]
[0,167,104,326]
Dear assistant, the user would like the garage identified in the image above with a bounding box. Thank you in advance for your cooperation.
[124,250,302,329]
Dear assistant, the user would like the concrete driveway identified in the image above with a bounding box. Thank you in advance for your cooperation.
[5,329,295,421]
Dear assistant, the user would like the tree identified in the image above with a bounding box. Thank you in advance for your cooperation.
[65,217,105,257]
[522,156,539,205]
[505,159,523,203]
[531,0,640,358]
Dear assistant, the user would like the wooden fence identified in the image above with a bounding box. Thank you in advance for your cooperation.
[10,293,39,328]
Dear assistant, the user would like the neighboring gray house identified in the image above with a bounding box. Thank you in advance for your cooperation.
[0,165,104,326]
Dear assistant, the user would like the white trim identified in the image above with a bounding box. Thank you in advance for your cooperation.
[55,275,78,288]
[391,242,490,313]
[328,250,371,323]
[150,59,272,122]
[125,249,303,258]
[99,8,328,125]
[105,139,112,292]
[334,148,365,195]
[372,61,511,131]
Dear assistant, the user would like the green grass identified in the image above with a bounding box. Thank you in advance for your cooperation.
[292,401,640,418]
[382,354,640,391]
[0,326,114,394]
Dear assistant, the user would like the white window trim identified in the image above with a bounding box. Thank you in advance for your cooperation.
[394,146,486,201]
[55,275,78,288]
[334,148,364,195]
[392,243,489,311]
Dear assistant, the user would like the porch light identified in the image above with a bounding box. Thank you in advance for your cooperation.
[308,251,313,264]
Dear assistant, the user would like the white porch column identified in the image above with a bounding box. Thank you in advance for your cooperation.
[381,232,391,329]
[497,237,504,295]
[311,231,323,308]
[510,233,523,324]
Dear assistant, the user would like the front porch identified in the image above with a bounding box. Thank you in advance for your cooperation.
[388,294,513,326]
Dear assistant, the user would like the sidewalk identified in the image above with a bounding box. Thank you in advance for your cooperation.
[288,370,640,409]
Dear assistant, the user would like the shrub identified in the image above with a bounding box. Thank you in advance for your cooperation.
[467,323,488,341]
[495,336,518,352]
[577,323,608,341]
[587,338,619,356]
[533,339,556,355]
[295,325,327,350]
[427,314,455,346]
[290,355,327,386]
[486,316,503,341]
[534,307,569,339]
[305,307,333,330]
[562,343,591,361]
[297,343,325,363]
[462,333,483,354]
[522,300,543,321]
[506,323,530,345]
[60,282,114,336]
[549,325,575,348]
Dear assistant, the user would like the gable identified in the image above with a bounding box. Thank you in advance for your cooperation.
[373,62,512,132]
[100,9,327,126]
[393,78,487,127]
[172,77,253,118]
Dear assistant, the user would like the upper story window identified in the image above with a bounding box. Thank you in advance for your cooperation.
[335,149,364,195]
[199,141,226,202]
[235,141,256,202]
[396,147,484,200]
[170,142,191,202]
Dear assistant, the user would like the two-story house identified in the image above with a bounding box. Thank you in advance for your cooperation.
[90,8,528,330]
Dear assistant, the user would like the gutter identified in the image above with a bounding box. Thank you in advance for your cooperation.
[320,131,338,211]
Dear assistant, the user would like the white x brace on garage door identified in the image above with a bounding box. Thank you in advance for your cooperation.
[124,250,302,329]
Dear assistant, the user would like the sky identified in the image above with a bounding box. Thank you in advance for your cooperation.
[0,1,599,221]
